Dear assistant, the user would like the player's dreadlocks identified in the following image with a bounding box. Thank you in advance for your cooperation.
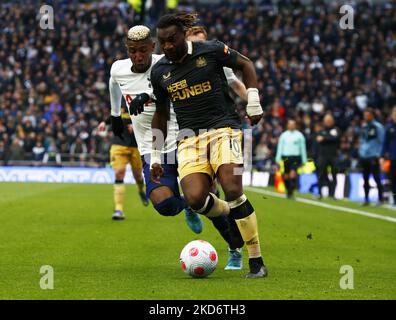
[156,12,199,32]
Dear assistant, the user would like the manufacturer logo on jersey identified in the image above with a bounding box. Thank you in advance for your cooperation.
[196,56,207,68]
[162,72,171,80]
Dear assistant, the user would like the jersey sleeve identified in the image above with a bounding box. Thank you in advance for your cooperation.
[150,66,168,104]
[223,67,238,85]
[210,40,238,69]
[275,134,284,163]
[109,63,123,117]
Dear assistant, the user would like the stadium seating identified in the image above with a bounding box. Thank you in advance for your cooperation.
[0,0,395,171]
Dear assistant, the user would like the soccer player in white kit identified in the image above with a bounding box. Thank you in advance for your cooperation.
[109,25,245,268]
[109,25,203,233]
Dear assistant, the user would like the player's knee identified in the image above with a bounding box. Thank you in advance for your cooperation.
[184,190,209,211]
[115,169,126,181]
[184,192,208,211]
[223,188,242,202]
[153,196,186,217]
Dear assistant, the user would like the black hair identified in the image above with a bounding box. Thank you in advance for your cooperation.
[156,12,199,32]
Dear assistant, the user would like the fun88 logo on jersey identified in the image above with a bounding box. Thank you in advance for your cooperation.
[167,79,212,102]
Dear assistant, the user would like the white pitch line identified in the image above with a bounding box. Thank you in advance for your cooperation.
[245,187,396,224]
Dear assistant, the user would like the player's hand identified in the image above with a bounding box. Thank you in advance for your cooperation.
[129,93,150,116]
[247,114,263,126]
[246,88,263,126]
[316,136,324,143]
[127,124,134,134]
[111,116,124,139]
[97,121,106,132]
[150,163,164,184]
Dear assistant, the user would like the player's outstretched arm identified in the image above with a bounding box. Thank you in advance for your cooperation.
[234,53,263,126]
[150,99,169,183]
[230,79,248,102]
[109,72,124,138]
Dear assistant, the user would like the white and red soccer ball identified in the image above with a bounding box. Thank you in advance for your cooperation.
[179,240,218,278]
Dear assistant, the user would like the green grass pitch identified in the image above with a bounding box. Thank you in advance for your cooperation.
[0,182,395,300]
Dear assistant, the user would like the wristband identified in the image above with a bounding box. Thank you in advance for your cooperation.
[246,88,263,117]
[150,149,162,169]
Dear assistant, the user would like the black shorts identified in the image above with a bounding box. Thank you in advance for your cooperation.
[359,157,380,174]
[282,156,302,173]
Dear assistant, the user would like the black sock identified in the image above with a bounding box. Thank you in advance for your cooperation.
[284,179,290,195]
[209,216,232,248]
[249,256,264,272]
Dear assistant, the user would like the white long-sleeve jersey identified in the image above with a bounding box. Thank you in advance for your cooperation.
[223,67,238,85]
[109,54,178,155]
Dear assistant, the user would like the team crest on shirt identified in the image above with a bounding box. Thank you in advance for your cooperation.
[196,56,207,68]
[162,72,171,80]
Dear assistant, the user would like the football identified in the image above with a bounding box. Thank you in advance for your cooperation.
[179,240,218,278]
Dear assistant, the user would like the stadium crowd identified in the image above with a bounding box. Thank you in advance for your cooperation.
[0,0,395,172]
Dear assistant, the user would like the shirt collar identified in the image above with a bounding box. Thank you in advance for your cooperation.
[169,41,193,64]
[187,41,193,55]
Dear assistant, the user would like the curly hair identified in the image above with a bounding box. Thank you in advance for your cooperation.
[156,12,199,32]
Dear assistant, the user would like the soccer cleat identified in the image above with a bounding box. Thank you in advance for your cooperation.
[139,191,149,206]
[112,210,125,220]
[184,207,203,234]
[225,247,243,270]
[246,257,268,278]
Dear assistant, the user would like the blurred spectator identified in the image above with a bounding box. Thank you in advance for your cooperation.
[7,138,25,162]
[70,137,88,162]
[32,141,45,162]
[358,108,385,205]
[43,141,62,166]
[254,135,272,171]
[0,140,7,164]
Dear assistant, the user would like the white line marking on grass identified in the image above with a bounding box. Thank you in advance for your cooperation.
[246,187,396,224]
